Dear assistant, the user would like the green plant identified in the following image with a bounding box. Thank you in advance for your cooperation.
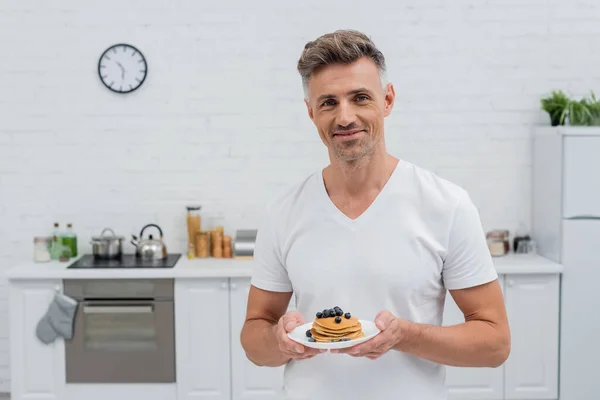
[540,90,600,126]
[540,90,570,126]
[584,92,600,125]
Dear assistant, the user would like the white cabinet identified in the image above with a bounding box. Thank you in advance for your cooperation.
[443,276,504,400]
[175,278,231,400]
[443,274,559,400]
[9,280,66,400]
[229,278,284,400]
[562,135,600,218]
[504,274,559,400]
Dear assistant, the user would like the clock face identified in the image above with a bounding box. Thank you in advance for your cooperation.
[98,44,147,94]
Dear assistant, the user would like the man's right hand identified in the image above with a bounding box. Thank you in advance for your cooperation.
[276,311,325,360]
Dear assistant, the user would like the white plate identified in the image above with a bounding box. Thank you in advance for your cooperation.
[287,319,380,350]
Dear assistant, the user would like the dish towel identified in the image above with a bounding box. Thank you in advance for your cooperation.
[36,291,78,344]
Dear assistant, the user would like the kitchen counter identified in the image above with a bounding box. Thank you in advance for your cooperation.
[5,253,563,280]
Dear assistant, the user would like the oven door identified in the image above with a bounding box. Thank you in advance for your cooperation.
[65,299,175,383]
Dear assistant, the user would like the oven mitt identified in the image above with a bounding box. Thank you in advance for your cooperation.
[36,292,78,344]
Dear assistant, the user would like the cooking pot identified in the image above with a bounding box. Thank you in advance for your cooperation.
[91,228,125,260]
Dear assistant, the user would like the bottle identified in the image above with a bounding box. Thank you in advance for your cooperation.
[50,235,61,261]
[52,222,62,245]
[62,223,78,257]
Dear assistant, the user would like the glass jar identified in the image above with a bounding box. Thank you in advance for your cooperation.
[34,237,51,263]
[186,206,202,258]
[486,230,510,257]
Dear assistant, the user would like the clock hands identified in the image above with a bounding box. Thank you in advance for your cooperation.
[116,61,126,80]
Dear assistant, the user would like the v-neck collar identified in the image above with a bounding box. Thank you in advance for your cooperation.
[317,160,402,230]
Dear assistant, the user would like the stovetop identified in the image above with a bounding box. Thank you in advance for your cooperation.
[67,254,182,269]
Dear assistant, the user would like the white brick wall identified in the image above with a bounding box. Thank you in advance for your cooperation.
[1,0,599,392]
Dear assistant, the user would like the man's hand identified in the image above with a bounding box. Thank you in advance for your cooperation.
[331,310,405,359]
[276,311,326,360]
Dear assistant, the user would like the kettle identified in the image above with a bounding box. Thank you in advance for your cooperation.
[132,224,167,260]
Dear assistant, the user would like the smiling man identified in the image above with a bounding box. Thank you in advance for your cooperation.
[240,30,510,400]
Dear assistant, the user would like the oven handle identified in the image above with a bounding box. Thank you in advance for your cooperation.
[82,303,154,314]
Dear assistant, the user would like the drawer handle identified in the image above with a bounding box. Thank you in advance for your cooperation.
[83,305,153,314]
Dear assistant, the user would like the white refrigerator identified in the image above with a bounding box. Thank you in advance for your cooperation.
[532,126,600,400]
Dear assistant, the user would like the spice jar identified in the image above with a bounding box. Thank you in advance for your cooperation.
[223,235,232,258]
[211,230,223,258]
[34,237,51,263]
[486,230,510,256]
[195,231,210,258]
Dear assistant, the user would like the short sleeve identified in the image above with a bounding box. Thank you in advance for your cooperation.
[250,208,293,292]
[442,191,498,290]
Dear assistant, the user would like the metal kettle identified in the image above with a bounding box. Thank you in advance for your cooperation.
[132,224,167,260]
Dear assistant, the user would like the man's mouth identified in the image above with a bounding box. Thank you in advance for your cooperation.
[333,129,364,137]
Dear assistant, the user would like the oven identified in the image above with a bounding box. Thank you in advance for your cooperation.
[63,278,175,383]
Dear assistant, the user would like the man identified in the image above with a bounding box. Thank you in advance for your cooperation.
[240,29,510,399]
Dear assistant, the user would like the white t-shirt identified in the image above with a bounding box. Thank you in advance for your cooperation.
[250,159,498,400]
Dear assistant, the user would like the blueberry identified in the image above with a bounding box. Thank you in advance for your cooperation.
[328,308,335,315]
[323,310,329,318]
[335,316,342,323]
[344,312,351,319]
[334,306,341,310]
[335,309,343,316]
[308,337,316,342]
[316,311,323,318]
[306,330,312,337]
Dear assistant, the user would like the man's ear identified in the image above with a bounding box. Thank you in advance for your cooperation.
[383,83,395,117]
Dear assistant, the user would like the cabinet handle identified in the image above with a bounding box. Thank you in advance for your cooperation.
[507,279,515,287]
[220,282,228,290]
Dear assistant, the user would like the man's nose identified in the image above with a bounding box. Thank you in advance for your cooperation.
[336,101,357,128]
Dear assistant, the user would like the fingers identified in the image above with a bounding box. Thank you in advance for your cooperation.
[282,311,305,333]
[374,310,395,331]
[276,311,324,361]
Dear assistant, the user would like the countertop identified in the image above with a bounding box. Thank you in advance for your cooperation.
[5,253,564,280]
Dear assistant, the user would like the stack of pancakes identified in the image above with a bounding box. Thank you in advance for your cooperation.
[308,307,365,343]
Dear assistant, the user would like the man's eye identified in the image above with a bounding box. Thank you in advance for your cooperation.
[322,100,336,107]
[355,95,369,102]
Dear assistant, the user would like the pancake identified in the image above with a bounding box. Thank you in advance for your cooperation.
[310,329,365,343]
[314,315,360,330]
[305,306,365,343]
[313,324,362,336]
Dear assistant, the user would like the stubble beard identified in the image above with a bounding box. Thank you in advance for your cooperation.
[332,134,380,164]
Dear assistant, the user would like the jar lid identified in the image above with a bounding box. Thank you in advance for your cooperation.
[34,236,50,243]
[187,205,202,211]
[487,230,509,238]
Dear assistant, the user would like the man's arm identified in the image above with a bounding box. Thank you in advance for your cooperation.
[240,285,323,367]
[395,279,510,367]
[335,279,510,367]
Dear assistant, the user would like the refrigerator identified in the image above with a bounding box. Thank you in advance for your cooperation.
[532,126,600,400]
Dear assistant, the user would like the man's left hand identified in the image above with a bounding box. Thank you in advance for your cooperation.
[331,310,406,359]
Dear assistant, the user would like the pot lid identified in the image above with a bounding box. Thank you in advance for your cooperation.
[92,228,125,241]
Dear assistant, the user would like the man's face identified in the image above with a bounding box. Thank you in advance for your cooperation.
[305,57,395,162]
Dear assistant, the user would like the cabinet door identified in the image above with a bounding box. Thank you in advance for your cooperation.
[442,277,504,400]
[229,278,284,400]
[175,279,230,400]
[563,135,600,218]
[504,274,559,399]
[9,280,66,400]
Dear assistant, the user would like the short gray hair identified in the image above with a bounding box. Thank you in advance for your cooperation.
[297,30,388,99]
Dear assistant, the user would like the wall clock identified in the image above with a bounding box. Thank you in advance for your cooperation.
[98,43,147,94]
